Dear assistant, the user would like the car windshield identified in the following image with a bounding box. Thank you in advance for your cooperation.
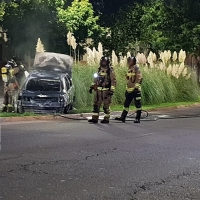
[26,78,61,92]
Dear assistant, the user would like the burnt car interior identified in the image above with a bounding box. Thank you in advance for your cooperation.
[26,78,61,92]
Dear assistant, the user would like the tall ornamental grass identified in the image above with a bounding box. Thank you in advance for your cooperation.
[73,64,199,110]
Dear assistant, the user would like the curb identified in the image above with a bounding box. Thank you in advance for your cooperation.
[0,103,200,123]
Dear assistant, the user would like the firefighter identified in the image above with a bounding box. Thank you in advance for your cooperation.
[88,56,116,124]
[1,59,25,112]
[115,57,143,123]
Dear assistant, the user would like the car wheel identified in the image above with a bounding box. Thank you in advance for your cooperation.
[63,105,70,114]
[69,103,73,111]
[69,96,75,110]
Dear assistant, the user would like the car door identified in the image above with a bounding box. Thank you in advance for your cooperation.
[64,75,73,104]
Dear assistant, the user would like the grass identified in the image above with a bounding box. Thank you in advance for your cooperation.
[0,112,36,118]
[69,99,200,114]
[111,101,200,112]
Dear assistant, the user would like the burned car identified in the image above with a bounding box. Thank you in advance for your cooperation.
[16,52,75,114]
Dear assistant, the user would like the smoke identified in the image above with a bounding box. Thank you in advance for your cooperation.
[13,69,29,104]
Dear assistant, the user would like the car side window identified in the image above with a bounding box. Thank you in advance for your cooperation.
[65,77,70,90]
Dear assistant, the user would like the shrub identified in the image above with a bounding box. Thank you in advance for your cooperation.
[73,64,199,110]
[72,44,199,110]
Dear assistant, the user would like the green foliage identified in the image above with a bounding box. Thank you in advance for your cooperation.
[1,0,200,58]
[174,74,199,101]
[110,3,143,54]
[0,2,5,22]
[141,69,177,104]
[90,0,138,27]
[109,0,200,55]
[0,0,104,58]
[72,64,94,108]
[73,65,199,110]
[1,0,66,57]
[141,0,172,51]
[0,112,36,117]
[192,25,200,55]
[58,0,103,44]
[167,0,200,53]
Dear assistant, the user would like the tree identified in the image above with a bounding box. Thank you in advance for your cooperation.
[90,0,144,27]
[168,0,200,54]
[109,3,143,54]
[58,0,104,44]
[111,0,200,55]
[141,0,200,53]
[193,25,200,55]
[0,2,5,22]
[1,0,68,58]
[57,0,105,59]
[0,0,104,59]
[141,0,175,51]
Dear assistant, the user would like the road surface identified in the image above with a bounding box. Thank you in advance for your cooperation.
[0,116,200,200]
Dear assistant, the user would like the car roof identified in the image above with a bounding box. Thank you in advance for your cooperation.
[28,70,67,80]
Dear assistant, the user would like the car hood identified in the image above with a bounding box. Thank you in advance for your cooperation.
[33,52,73,77]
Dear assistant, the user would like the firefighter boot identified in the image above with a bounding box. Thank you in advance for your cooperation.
[7,105,13,113]
[101,108,110,124]
[88,105,99,123]
[2,106,7,112]
[88,115,98,123]
[100,119,109,124]
[134,110,141,123]
[115,110,128,123]
[88,119,98,123]
[101,114,110,124]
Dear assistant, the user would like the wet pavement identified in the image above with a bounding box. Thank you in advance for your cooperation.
[141,105,200,121]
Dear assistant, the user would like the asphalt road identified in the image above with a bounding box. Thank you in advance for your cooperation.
[0,117,200,200]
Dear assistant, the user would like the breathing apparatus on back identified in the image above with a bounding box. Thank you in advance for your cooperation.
[1,59,17,83]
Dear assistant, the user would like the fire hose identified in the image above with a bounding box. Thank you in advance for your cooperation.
[54,110,200,121]
[54,110,149,121]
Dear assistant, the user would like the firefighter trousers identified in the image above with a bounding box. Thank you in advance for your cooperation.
[123,90,142,119]
[92,90,112,121]
[2,83,15,112]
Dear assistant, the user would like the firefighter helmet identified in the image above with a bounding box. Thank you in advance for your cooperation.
[7,59,17,68]
[127,57,137,64]
[100,56,110,67]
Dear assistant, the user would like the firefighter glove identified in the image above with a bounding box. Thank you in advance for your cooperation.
[108,90,114,96]
[89,88,93,94]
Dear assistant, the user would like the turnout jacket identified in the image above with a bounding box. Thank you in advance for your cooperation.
[126,65,142,92]
[91,66,116,91]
